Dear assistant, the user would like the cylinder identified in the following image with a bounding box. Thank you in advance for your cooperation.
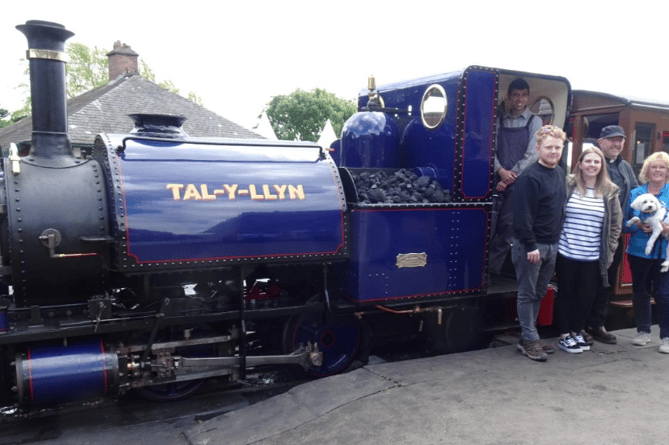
[15,339,119,407]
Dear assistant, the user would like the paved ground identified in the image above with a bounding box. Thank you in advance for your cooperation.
[185,326,669,445]
[4,326,668,445]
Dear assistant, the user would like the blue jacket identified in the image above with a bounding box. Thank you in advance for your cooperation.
[624,183,669,259]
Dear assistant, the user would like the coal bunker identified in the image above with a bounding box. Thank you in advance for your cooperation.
[351,169,451,204]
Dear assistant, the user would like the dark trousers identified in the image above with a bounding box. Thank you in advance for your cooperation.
[555,253,599,335]
[628,254,669,339]
[588,240,623,329]
[489,186,514,275]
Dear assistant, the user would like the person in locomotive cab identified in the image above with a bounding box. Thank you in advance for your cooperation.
[583,126,638,345]
[512,125,567,362]
[489,78,543,276]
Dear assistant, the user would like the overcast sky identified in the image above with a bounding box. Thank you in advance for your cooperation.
[0,0,665,131]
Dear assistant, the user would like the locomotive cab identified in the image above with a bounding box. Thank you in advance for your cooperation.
[337,68,571,303]
[333,68,570,352]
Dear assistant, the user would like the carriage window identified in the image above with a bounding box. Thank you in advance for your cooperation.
[530,97,554,125]
[634,122,655,174]
[420,85,447,129]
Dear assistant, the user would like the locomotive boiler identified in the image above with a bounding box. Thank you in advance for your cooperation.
[0,20,572,411]
[0,20,339,408]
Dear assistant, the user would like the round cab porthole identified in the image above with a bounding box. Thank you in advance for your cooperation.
[420,84,447,129]
[530,96,554,125]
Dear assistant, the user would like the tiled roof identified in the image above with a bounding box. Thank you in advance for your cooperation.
[0,74,262,149]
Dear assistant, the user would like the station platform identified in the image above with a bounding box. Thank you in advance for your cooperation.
[184,327,669,445]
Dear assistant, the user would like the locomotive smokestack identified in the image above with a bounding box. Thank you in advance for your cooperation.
[16,20,74,161]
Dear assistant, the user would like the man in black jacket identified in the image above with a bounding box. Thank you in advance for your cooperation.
[512,125,567,362]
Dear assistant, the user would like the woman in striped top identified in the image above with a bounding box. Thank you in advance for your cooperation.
[555,147,622,353]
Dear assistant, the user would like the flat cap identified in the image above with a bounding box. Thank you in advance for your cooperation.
[600,125,625,139]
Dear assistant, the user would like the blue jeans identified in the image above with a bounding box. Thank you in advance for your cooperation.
[512,240,558,342]
[628,254,669,339]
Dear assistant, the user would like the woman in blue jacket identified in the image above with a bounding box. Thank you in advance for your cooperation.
[624,151,669,353]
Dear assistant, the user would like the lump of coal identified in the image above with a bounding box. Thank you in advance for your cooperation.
[367,188,386,203]
[351,168,451,205]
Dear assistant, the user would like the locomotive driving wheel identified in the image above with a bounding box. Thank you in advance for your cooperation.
[138,374,207,402]
[282,313,361,377]
[131,325,221,402]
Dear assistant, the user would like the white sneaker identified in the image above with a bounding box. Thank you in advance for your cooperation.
[633,332,651,346]
[659,338,669,354]
[573,333,590,351]
[558,335,583,354]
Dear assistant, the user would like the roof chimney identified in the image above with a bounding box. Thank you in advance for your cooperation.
[107,41,139,81]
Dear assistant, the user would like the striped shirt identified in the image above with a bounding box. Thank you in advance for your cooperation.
[558,188,605,261]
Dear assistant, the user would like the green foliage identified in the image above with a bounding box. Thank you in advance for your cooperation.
[158,79,179,94]
[187,91,204,106]
[265,89,357,142]
[8,44,204,121]
[139,59,178,93]
[6,97,31,124]
[66,42,109,98]
[0,108,9,129]
[139,59,155,82]
[140,60,202,103]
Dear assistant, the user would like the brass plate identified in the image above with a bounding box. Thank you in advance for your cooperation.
[396,252,427,268]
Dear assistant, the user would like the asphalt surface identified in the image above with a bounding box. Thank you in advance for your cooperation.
[186,326,669,445]
[3,326,668,445]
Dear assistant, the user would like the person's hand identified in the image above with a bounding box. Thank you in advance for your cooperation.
[498,167,517,185]
[526,249,540,264]
[495,181,507,192]
[636,221,652,233]
[661,223,669,236]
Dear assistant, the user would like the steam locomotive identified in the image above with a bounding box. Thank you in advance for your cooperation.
[0,20,571,410]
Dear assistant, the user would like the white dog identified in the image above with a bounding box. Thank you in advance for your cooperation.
[626,193,669,272]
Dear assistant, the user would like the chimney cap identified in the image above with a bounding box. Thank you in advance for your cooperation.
[106,41,138,57]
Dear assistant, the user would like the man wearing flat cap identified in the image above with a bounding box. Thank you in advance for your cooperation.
[585,125,638,344]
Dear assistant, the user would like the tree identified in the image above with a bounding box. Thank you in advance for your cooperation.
[265,89,357,142]
[139,60,203,105]
[2,98,30,125]
[0,107,10,129]
[67,43,109,97]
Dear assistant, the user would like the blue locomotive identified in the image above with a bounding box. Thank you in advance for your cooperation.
[0,20,571,409]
